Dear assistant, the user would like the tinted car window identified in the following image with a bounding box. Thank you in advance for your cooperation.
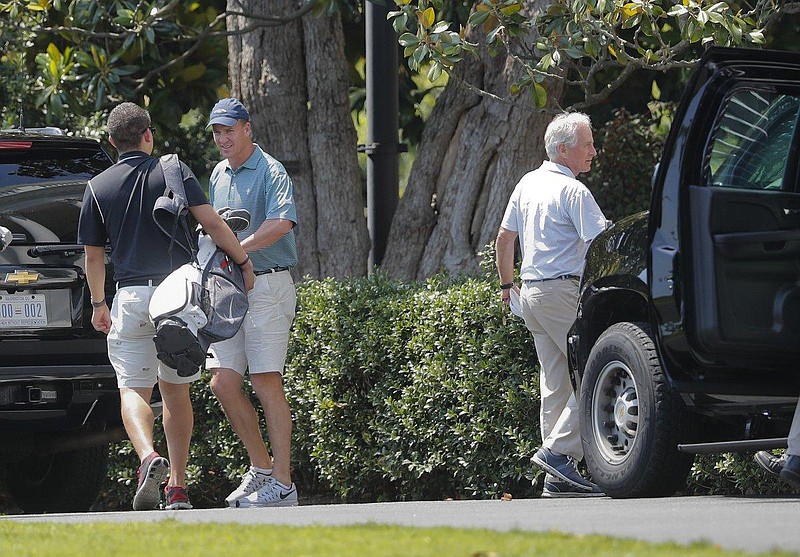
[0,147,110,188]
[0,145,108,244]
[705,90,800,191]
[0,187,84,244]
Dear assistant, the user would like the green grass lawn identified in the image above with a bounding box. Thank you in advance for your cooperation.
[0,523,796,557]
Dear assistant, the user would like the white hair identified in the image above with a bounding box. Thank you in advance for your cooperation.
[544,112,592,160]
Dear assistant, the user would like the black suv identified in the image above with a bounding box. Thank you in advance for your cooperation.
[0,127,123,512]
[569,47,800,498]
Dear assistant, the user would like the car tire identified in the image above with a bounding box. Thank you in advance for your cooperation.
[580,322,694,498]
[6,444,109,513]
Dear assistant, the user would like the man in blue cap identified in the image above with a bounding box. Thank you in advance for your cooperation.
[205,97,299,507]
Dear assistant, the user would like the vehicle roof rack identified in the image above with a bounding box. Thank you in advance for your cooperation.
[1,127,66,135]
[3,109,65,136]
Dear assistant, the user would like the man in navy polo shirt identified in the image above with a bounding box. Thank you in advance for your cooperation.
[79,102,254,511]
[205,97,299,508]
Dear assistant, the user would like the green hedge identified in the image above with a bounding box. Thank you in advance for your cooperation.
[96,271,541,509]
[286,273,540,502]
[95,269,796,510]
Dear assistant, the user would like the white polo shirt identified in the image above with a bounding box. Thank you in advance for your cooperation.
[500,161,607,281]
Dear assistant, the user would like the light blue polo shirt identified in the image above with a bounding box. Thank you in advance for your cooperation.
[209,144,298,270]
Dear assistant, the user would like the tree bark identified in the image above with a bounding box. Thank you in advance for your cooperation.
[382,0,563,281]
[226,0,368,279]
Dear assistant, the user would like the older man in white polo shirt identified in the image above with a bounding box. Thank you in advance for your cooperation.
[496,112,608,498]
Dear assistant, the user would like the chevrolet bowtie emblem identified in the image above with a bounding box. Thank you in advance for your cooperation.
[5,270,40,285]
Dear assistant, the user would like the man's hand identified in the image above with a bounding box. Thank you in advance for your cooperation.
[91,305,111,334]
[500,287,512,306]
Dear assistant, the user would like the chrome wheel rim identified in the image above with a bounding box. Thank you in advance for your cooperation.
[591,360,640,464]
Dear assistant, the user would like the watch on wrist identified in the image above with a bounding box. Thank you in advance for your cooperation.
[500,282,514,290]
[91,298,106,308]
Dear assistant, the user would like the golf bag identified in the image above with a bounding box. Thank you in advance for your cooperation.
[148,154,249,377]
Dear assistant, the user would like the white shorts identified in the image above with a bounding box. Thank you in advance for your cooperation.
[107,286,201,388]
[206,270,295,375]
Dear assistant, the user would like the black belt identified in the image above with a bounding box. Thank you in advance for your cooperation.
[254,266,289,276]
[524,274,579,283]
[116,277,162,288]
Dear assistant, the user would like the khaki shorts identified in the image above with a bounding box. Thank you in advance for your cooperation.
[206,270,295,375]
[107,286,201,388]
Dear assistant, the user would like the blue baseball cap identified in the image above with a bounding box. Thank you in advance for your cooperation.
[207,98,250,128]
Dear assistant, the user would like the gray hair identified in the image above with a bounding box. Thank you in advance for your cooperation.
[544,112,592,160]
[107,102,151,152]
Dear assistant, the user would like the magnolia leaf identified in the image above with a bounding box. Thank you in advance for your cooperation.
[539,52,553,71]
[399,33,420,47]
[432,21,450,33]
[419,7,435,29]
[500,4,522,16]
[565,47,584,59]
[486,24,504,43]
[726,20,742,43]
[180,63,206,82]
[584,38,599,57]
[412,44,429,67]
[531,82,547,108]
[651,79,661,100]
[622,13,641,30]
[622,2,642,18]
[468,9,491,27]
[640,15,653,36]
[427,62,442,82]
[392,13,409,34]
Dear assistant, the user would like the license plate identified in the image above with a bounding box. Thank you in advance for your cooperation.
[0,293,48,327]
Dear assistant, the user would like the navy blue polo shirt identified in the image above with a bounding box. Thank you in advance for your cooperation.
[78,151,209,283]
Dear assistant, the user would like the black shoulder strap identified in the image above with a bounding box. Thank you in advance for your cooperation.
[160,154,186,199]
[158,154,197,264]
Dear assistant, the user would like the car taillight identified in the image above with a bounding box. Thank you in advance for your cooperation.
[0,141,33,150]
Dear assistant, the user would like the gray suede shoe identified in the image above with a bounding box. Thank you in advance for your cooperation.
[532,447,595,492]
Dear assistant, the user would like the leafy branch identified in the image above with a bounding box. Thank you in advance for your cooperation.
[389,0,800,110]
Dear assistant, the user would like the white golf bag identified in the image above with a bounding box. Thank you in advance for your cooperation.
[148,155,249,377]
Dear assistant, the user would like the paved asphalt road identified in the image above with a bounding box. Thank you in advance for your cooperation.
[2,495,799,554]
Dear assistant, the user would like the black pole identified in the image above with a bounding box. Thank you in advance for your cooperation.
[365,0,399,269]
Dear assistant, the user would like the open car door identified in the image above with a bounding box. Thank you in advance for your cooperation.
[654,47,800,368]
